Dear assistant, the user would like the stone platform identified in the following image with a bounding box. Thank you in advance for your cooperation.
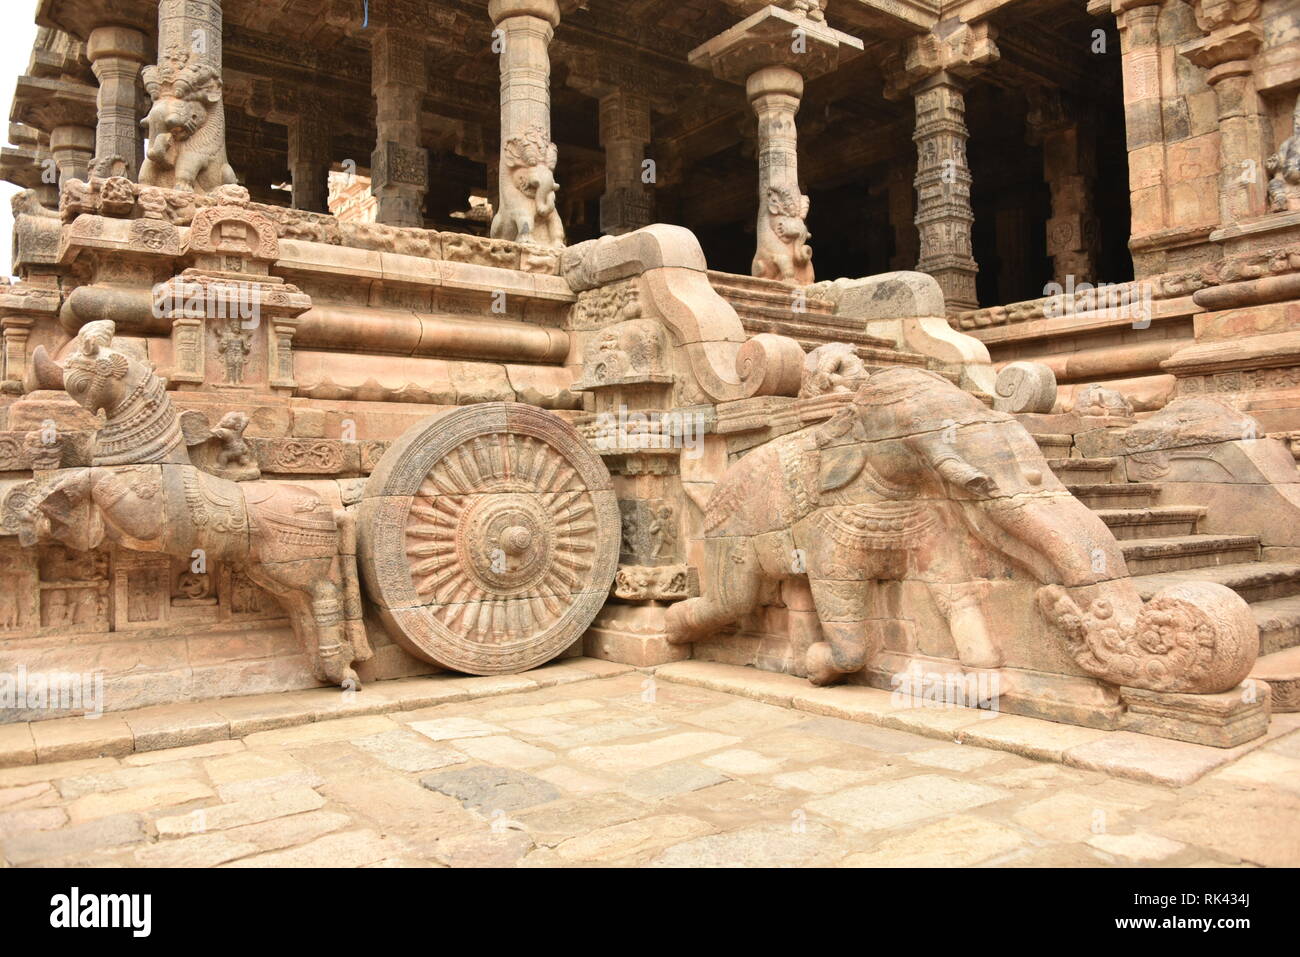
[2,662,1298,868]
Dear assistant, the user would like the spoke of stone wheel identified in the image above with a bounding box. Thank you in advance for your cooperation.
[440,455,474,494]
[456,444,480,489]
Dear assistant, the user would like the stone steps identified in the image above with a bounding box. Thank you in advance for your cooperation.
[1066,482,1160,508]
[1032,433,1074,458]
[1118,534,1261,575]
[1249,595,1300,656]
[1047,457,1122,483]
[1094,506,1206,539]
[1249,645,1300,712]
[1132,562,1300,605]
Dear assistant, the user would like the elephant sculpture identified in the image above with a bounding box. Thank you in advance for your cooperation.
[139,55,238,194]
[492,127,565,247]
[667,366,1258,694]
[9,321,370,688]
[754,185,813,285]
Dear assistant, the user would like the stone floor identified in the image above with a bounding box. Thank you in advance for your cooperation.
[2,670,1298,867]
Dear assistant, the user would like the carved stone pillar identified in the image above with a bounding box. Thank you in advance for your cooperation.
[689,5,861,285]
[1181,0,1267,224]
[87,25,147,179]
[1113,0,1171,237]
[599,90,653,236]
[878,166,918,271]
[884,23,998,314]
[288,104,331,213]
[370,28,428,227]
[489,0,565,246]
[748,66,812,284]
[1028,89,1100,284]
[49,124,95,188]
[140,0,234,192]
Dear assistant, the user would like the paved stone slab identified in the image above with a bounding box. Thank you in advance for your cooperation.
[407,717,508,741]
[1011,789,1148,843]
[31,717,134,763]
[351,730,468,773]
[557,814,716,864]
[421,766,562,814]
[451,736,555,770]
[222,829,399,868]
[0,723,36,769]
[2,812,147,865]
[650,821,845,867]
[569,732,741,773]
[155,786,326,837]
[839,815,1027,867]
[67,778,214,824]
[242,715,398,750]
[123,704,231,753]
[1086,831,1187,862]
[654,661,808,707]
[623,761,730,801]
[806,774,1008,832]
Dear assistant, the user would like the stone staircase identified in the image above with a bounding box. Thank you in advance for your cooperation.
[709,271,929,368]
[1042,446,1300,709]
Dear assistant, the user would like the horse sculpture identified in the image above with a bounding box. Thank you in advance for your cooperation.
[11,321,371,688]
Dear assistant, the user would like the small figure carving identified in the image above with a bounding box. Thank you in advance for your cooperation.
[216,319,252,385]
[800,343,868,398]
[754,185,813,284]
[1266,93,1300,214]
[492,128,565,247]
[1073,383,1134,418]
[139,53,239,194]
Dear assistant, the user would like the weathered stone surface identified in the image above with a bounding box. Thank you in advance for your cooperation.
[420,766,561,814]
[839,815,1026,867]
[805,774,1008,832]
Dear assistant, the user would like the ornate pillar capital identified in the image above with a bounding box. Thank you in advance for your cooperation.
[882,21,999,101]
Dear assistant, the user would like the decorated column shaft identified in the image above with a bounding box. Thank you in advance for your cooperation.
[87,26,147,179]
[912,72,978,312]
[289,103,331,213]
[599,90,653,236]
[489,0,565,246]
[1028,89,1100,285]
[370,27,429,227]
[1182,0,1267,224]
[139,0,236,192]
[749,66,812,284]
[884,22,997,315]
[689,4,860,286]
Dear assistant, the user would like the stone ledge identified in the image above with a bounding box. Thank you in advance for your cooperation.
[0,658,635,769]
[651,660,1300,787]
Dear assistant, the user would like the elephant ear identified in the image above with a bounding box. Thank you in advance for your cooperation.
[818,443,869,493]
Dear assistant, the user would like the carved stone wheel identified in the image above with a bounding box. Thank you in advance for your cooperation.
[359,403,619,675]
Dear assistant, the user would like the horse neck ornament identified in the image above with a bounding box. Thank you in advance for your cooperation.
[63,321,186,467]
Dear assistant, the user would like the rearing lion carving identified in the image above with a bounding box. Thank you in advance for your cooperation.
[139,54,238,194]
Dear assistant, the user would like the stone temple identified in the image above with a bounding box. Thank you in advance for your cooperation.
[0,0,1298,868]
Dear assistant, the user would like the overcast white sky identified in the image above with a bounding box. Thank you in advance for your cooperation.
[1,7,43,277]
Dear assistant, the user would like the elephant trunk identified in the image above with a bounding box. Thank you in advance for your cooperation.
[961,493,1129,588]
